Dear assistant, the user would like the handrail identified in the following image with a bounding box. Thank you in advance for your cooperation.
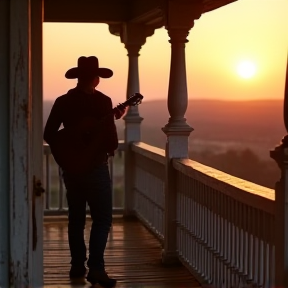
[43,140,126,215]
[173,158,275,214]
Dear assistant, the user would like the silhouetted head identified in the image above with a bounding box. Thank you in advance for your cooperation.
[65,56,113,80]
[65,56,113,93]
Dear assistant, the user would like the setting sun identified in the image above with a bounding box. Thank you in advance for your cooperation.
[236,61,257,79]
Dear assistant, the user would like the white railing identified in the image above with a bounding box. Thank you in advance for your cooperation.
[43,139,279,287]
[43,141,126,215]
[128,142,277,287]
[173,158,275,288]
[131,142,165,242]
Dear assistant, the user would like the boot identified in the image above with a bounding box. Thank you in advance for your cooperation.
[69,265,87,284]
[87,268,116,287]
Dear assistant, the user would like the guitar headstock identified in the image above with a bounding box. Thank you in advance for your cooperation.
[124,93,143,107]
[114,93,144,120]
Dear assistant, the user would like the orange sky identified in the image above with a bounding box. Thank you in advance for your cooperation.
[43,0,288,106]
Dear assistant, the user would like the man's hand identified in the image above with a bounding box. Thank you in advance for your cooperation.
[114,104,127,120]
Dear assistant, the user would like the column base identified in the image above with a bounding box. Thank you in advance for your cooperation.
[161,249,181,266]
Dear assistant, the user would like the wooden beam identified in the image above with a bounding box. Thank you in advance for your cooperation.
[44,0,237,25]
[44,0,129,23]
[128,0,165,25]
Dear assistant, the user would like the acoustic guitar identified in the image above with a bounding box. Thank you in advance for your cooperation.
[49,93,143,175]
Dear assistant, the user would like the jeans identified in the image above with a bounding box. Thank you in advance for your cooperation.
[62,163,112,271]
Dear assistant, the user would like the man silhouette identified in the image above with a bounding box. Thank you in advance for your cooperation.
[44,56,121,287]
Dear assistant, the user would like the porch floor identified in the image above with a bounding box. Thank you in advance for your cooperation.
[44,216,200,288]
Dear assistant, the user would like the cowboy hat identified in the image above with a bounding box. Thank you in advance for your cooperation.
[65,56,113,79]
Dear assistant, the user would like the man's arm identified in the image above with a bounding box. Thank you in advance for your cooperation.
[43,98,63,145]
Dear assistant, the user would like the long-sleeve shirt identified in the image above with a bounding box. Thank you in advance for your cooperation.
[43,87,118,165]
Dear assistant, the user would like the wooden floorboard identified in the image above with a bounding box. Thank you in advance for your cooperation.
[44,217,200,287]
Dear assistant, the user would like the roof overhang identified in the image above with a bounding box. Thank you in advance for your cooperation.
[44,0,238,25]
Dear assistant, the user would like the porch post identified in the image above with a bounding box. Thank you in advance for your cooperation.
[0,0,33,286]
[109,23,155,216]
[0,1,10,286]
[270,56,288,288]
[31,0,44,286]
[162,0,202,264]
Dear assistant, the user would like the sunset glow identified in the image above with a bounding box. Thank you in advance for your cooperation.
[43,0,288,103]
[237,61,257,79]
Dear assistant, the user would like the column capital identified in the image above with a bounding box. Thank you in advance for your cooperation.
[165,0,202,42]
[270,135,288,170]
[109,23,156,55]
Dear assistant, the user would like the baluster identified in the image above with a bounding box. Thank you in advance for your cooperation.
[220,191,224,287]
[223,195,230,288]
[204,185,209,280]
[258,210,264,287]
[262,212,268,288]
[200,182,205,278]
[234,200,239,286]
[195,181,201,275]
[212,188,217,286]
[215,190,220,287]
[210,188,214,285]
[193,180,198,271]
[268,214,275,287]
[184,175,188,262]
[176,186,180,256]
[199,182,208,281]
[230,199,235,288]
[198,182,203,276]
[184,178,188,261]
[252,208,258,285]
[206,186,211,284]
[182,186,185,259]
[242,205,248,283]
[234,200,239,284]
[226,196,232,287]
[45,152,50,210]
[190,178,195,269]
[179,187,183,258]
[109,156,114,208]
[58,166,64,211]
[238,202,244,286]
[247,206,253,284]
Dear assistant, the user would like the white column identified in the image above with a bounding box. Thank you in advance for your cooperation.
[0,1,10,286]
[110,23,155,216]
[0,0,33,286]
[270,59,288,288]
[123,43,143,142]
[161,0,202,264]
[123,43,143,216]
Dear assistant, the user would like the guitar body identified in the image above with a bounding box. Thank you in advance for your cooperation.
[49,93,143,175]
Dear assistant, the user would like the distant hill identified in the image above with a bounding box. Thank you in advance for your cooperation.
[43,98,286,161]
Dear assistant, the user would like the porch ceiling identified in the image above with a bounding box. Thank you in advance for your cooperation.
[44,0,237,26]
